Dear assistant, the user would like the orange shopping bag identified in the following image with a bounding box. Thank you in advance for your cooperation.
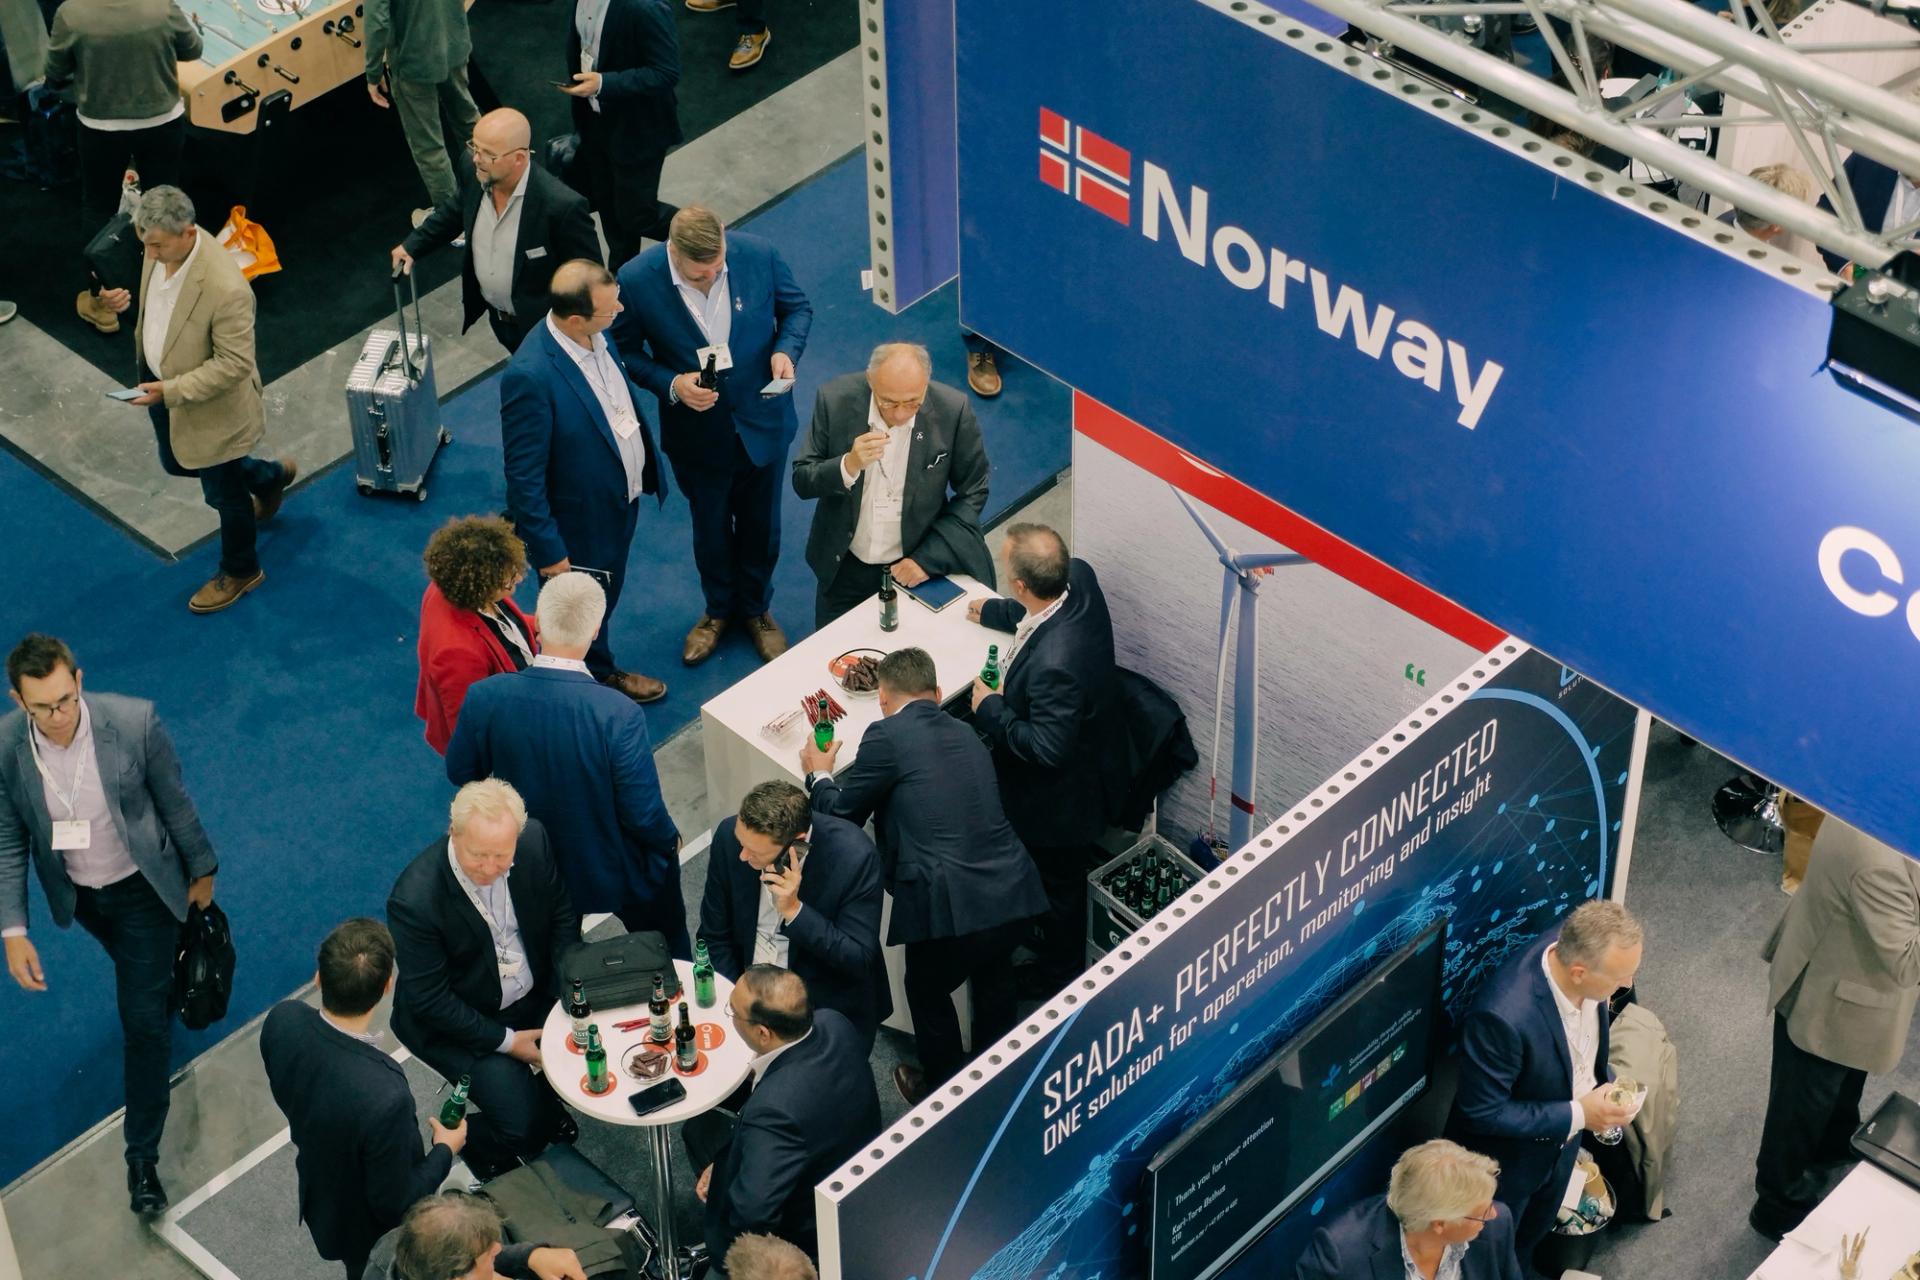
[218,205,281,280]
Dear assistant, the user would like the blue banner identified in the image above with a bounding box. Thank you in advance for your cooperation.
[952,0,1920,856]
[820,645,1638,1279]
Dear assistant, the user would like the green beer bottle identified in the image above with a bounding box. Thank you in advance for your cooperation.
[693,940,717,1008]
[981,644,1001,690]
[812,694,834,751]
[584,1025,609,1093]
[439,1074,471,1126]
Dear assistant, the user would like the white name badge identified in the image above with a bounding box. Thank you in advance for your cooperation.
[52,820,91,850]
[874,490,904,520]
[696,343,734,373]
[609,408,640,440]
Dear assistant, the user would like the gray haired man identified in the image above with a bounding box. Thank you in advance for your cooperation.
[791,341,996,627]
[101,186,296,613]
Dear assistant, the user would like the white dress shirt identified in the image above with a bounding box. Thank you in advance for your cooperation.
[1886,173,1920,238]
[668,255,733,348]
[1543,945,1600,1139]
[447,841,534,1052]
[471,165,530,315]
[2,701,141,938]
[79,101,184,132]
[1003,589,1069,673]
[142,229,203,373]
[573,0,612,111]
[1399,1232,1467,1280]
[320,1010,382,1046]
[752,845,808,966]
[545,315,646,503]
[531,654,592,675]
[749,1027,811,1087]
[837,396,915,565]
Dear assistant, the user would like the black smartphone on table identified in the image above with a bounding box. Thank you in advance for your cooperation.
[628,1077,687,1117]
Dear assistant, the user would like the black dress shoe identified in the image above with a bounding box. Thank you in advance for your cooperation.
[128,1160,168,1215]
[894,1064,929,1107]
[1747,1202,1791,1243]
[550,1110,580,1145]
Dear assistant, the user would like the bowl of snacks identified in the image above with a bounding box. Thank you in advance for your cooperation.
[829,648,886,697]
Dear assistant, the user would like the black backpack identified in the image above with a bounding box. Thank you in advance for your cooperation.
[173,903,237,1031]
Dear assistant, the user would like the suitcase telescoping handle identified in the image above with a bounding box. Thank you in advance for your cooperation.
[389,262,425,383]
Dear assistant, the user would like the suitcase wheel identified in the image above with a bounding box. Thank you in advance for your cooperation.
[414,487,429,503]
[357,482,374,497]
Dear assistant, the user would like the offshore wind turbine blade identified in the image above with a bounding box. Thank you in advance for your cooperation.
[1172,488,1236,566]
[1234,552,1311,573]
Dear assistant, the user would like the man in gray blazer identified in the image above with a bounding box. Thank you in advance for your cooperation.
[792,342,995,627]
[1752,815,1920,1240]
[0,633,219,1216]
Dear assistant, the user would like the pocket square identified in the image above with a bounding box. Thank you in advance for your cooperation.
[927,451,948,468]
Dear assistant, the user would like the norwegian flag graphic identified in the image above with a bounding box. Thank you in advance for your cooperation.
[1038,107,1131,226]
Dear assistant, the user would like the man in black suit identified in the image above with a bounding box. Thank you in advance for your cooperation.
[1294,1140,1520,1280]
[387,778,583,1179]
[686,967,881,1270]
[698,780,888,1045]
[802,647,1045,1103]
[261,919,467,1280]
[561,0,682,268]
[392,109,602,352]
[363,1192,588,1280]
[792,342,995,627]
[968,524,1121,985]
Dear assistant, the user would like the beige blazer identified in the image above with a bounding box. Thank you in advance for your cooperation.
[1763,816,1920,1073]
[137,227,265,470]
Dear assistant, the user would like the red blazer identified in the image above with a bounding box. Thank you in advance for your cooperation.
[415,583,539,755]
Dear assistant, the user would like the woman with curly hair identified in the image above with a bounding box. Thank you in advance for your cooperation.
[415,515,539,755]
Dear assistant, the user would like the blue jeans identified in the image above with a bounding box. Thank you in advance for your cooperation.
[146,392,282,579]
[72,874,179,1165]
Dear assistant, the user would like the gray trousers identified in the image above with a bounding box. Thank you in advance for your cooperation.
[388,66,480,209]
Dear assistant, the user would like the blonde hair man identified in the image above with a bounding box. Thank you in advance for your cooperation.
[1296,1140,1516,1279]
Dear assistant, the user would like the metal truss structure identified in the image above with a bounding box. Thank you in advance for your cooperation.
[1303,0,1920,264]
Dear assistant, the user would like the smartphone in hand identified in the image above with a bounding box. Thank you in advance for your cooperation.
[105,388,143,402]
[760,377,795,397]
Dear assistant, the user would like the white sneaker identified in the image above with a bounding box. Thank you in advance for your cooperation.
[0,301,16,324]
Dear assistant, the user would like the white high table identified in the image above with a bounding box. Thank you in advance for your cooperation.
[1745,1163,1920,1280]
[540,961,752,1280]
[699,573,1003,1034]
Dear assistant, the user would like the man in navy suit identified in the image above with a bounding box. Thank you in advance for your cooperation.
[447,573,688,956]
[802,646,1045,1102]
[697,780,887,1045]
[500,258,668,705]
[685,967,882,1270]
[560,0,682,268]
[261,918,466,1280]
[387,779,582,1178]
[609,205,813,667]
[968,524,1121,985]
[1294,1140,1520,1280]
[1444,902,1642,1276]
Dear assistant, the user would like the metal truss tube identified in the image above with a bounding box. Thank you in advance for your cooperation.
[1301,0,1895,262]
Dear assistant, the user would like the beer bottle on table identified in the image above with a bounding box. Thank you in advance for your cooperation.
[697,351,718,390]
[675,1001,698,1071]
[693,940,717,1008]
[981,645,1001,690]
[567,979,592,1049]
[439,1074,471,1127]
[813,694,834,751]
[649,973,671,1043]
[584,1027,609,1093]
[878,569,899,633]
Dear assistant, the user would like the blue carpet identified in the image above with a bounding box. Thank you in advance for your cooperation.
[0,150,1068,1184]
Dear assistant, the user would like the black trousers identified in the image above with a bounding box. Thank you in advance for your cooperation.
[814,552,890,629]
[1027,842,1101,980]
[581,120,673,269]
[904,919,1027,1084]
[77,116,185,237]
[72,874,179,1165]
[410,991,563,1164]
[736,0,767,31]
[145,370,284,579]
[683,1107,736,1177]
[488,310,534,353]
[672,435,782,620]
[1500,1136,1579,1278]
[1754,1011,1866,1230]
[544,497,639,679]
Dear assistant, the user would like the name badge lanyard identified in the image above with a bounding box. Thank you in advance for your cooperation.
[26,723,89,824]
[447,845,525,985]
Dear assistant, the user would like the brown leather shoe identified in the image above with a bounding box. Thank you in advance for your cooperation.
[746,614,787,662]
[604,670,667,704]
[683,616,728,665]
[76,289,120,334]
[894,1064,929,1107]
[188,569,265,614]
[685,0,735,8]
[252,459,298,522]
[728,27,770,69]
[967,350,1003,397]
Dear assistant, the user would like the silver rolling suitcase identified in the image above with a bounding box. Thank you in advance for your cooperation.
[347,267,450,501]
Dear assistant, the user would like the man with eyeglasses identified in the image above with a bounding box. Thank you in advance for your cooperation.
[393,109,602,353]
[1294,1140,1519,1280]
[791,342,995,628]
[1444,901,1642,1277]
[0,633,220,1217]
[499,259,671,704]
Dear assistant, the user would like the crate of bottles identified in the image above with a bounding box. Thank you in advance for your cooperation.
[1086,834,1206,962]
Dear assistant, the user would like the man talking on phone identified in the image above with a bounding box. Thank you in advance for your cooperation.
[792,342,996,627]
[695,781,887,1047]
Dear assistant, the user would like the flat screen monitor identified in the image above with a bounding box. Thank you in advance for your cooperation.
[1144,918,1447,1280]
